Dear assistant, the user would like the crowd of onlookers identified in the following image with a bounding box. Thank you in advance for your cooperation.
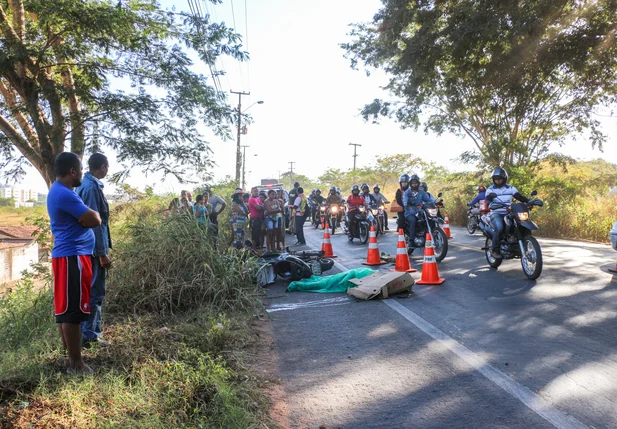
[165,181,312,252]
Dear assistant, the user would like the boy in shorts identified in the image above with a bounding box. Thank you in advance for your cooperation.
[47,152,102,374]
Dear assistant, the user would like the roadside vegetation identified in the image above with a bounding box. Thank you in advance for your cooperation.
[0,197,273,428]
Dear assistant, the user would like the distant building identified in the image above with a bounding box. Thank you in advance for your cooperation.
[0,226,39,283]
[0,185,40,206]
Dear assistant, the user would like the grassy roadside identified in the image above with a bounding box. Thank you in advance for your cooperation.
[0,198,276,428]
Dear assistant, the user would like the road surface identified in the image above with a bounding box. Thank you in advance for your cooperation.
[264,220,617,429]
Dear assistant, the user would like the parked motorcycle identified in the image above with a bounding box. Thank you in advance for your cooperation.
[478,191,544,280]
[342,206,370,244]
[467,200,489,234]
[255,249,335,286]
[403,197,448,261]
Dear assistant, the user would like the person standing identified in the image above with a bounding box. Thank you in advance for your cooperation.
[48,152,102,373]
[193,194,210,228]
[293,187,308,245]
[288,182,300,234]
[230,189,249,249]
[75,153,112,348]
[248,187,264,250]
[207,191,227,235]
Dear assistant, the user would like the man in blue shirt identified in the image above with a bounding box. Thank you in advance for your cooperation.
[48,152,101,374]
[76,153,112,347]
[403,175,432,242]
[468,186,487,207]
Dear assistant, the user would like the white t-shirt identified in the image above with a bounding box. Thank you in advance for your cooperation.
[209,194,226,212]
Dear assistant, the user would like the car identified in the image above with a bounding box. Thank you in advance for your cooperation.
[611,221,617,251]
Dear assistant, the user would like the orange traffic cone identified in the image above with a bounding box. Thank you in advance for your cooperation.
[442,213,453,239]
[362,226,387,266]
[321,227,337,258]
[416,233,445,285]
[393,229,417,273]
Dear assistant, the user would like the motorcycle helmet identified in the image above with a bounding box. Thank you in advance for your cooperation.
[336,187,341,193]
[373,184,380,191]
[351,184,360,194]
[409,174,420,189]
[420,182,428,192]
[477,185,486,192]
[329,186,336,193]
[316,188,321,194]
[491,168,508,186]
[361,183,369,192]
[399,174,410,184]
[311,188,316,194]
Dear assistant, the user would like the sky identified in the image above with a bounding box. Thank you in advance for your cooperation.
[13,0,617,194]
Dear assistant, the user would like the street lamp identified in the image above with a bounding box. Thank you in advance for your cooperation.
[234,97,264,186]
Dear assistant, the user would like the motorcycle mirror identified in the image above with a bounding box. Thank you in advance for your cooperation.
[531,190,538,196]
[437,192,443,198]
[488,193,497,199]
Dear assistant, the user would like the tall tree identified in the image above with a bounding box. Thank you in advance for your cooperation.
[342,0,617,170]
[0,0,246,188]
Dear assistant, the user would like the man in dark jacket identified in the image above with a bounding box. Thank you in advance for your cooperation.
[76,153,112,346]
[395,174,410,232]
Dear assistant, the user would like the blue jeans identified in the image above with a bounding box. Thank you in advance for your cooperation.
[490,212,505,251]
[405,214,418,240]
[82,256,106,341]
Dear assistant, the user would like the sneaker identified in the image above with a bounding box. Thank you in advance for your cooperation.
[82,338,111,349]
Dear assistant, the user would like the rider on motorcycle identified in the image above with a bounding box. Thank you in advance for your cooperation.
[395,174,410,232]
[485,168,529,259]
[468,186,487,207]
[326,186,340,205]
[371,184,390,230]
[361,183,376,206]
[403,175,432,243]
[347,184,369,229]
[420,182,436,203]
[311,189,325,224]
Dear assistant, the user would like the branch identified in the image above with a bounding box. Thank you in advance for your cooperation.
[0,78,40,151]
[0,113,44,168]
[7,0,25,41]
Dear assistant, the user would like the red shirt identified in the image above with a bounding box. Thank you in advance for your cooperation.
[248,196,264,219]
[347,195,365,212]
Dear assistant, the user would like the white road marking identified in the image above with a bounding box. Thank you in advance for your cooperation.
[267,296,352,313]
[304,233,588,429]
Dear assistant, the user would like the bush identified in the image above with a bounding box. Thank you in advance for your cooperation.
[107,200,261,315]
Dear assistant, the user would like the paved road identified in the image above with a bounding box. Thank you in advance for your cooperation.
[265,220,617,429]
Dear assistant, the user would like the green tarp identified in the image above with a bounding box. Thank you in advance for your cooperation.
[287,268,376,293]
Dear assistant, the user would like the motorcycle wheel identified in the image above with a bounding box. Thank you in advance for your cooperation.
[485,238,503,269]
[432,228,449,262]
[521,235,543,280]
[329,218,336,235]
[359,223,369,244]
[467,218,477,234]
[374,220,381,237]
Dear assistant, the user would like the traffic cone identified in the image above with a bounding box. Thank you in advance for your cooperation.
[416,233,445,285]
[321,227,337,258]
[392,229,417,273]
[442,213,453,238]
[362,226,387,266]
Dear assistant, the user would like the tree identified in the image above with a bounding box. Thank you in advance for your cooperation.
[343,0,617,170]
[0,0,246,188]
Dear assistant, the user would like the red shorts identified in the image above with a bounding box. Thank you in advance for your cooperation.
[52,255,92,324]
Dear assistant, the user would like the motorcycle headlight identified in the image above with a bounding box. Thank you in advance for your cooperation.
[320,206,326,212]
[379,205,385,210]
[331,206,338,213]
[518,212,529,221]
[428,208,438,217]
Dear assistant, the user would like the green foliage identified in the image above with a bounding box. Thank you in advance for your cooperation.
[0,0,247,186]
[343,0,617,170]
[0,196,14,207]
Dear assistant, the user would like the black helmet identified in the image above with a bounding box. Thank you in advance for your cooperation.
[361,183,369,192]
[409,174,420,183]
[491,168,508,185]
[373,184,380,191]
[329,186,336,192]
[420,182,428,192]
[399,174,410,183]
[351,184,360,193]
[316,188,321,194]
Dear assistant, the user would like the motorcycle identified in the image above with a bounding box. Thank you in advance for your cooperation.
[467,200,488,235]
[327,204,341,235]
[256,248,334,286]
[403,197,449,261]
[342,206,370,244]
[374,204,387,235]
[314,204,326,229]
[478,191,544,280]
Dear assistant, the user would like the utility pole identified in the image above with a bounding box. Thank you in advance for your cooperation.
[241,145,250,189]
[231,90,250,185]
[349,143,362,171]
[288,161,295,188]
